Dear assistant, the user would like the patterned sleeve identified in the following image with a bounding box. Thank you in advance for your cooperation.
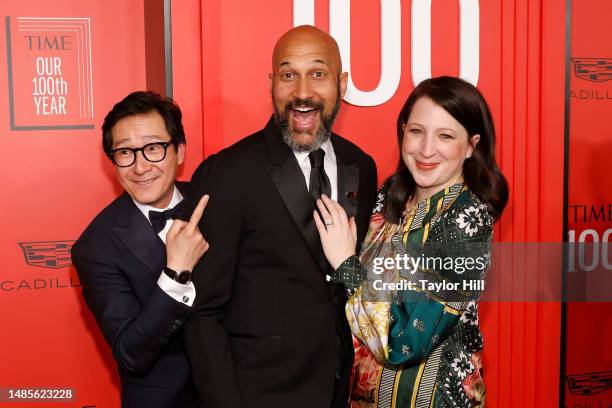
[343,181,397,363]
[329,255,365,295]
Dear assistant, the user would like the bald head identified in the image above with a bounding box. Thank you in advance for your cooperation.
[272,25,343,75]
[270,25,348,152]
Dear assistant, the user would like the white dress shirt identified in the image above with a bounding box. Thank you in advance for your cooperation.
[292,138,338,201]
[132,186,196,307]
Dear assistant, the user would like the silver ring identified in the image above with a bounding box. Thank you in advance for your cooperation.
[325,222,334,226]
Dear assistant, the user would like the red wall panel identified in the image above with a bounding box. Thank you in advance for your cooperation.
[565,0,612,406]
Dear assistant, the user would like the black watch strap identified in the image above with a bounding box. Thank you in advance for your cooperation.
[163,266,192,285]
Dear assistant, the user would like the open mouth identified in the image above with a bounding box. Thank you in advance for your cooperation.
[290,106,320,132]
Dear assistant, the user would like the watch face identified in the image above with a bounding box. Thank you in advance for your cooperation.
[176,271,191,284]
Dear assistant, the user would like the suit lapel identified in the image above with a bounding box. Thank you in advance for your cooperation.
[263,118,330,275]
[176,180,191,201]
[332,135,360,220]
[112,194,166,273]
[175,181,192,221]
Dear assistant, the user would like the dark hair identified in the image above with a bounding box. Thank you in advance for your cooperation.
[101,91,186,154]
[384,76,508,222]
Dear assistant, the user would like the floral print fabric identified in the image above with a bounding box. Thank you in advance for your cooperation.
[346,183,492,407]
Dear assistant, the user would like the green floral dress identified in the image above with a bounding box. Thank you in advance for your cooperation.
[334,183,492,407]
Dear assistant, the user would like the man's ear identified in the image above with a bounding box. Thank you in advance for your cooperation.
[177,143,186,165]
[339,72,348,98]
[269,72,274,89]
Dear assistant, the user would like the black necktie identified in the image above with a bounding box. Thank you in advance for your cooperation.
[148,200,185,234]
[309,148,331,206]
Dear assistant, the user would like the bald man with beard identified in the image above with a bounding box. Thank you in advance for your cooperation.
[184,26,377,408]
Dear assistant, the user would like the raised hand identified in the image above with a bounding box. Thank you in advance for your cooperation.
[313,194,357,270]
[166,195,210,272]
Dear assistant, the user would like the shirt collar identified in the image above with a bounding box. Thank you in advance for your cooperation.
[293,138,336,167]
[132,185,183,224]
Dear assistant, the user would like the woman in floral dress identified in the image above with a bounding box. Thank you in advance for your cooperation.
[314,76,508,407]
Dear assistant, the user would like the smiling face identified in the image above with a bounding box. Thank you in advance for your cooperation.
[111,111,184,208]
[270,26,347,152]
[402,97,479,201]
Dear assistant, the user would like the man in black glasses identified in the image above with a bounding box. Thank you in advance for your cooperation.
[72,91,208,408]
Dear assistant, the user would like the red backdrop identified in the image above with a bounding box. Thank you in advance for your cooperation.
[182,1,565,406]
[2,0,610,407]
[565,0,612,407]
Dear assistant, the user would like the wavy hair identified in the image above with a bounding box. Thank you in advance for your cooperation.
[384,76,508,223]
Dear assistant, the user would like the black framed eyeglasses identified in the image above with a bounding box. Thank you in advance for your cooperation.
[108,142,173,167]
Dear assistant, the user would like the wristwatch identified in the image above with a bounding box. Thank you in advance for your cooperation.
[163,266,192,285]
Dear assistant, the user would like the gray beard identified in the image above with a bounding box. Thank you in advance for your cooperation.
[281,125,330,152]
[272,82,341,152]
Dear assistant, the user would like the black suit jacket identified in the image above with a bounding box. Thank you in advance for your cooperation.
[72,182,200,408]
[184,118,377,408]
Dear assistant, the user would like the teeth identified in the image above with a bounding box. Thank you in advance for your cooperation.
[294,107,314,112]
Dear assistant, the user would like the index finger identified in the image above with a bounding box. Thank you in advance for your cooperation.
[188,194,209,229]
